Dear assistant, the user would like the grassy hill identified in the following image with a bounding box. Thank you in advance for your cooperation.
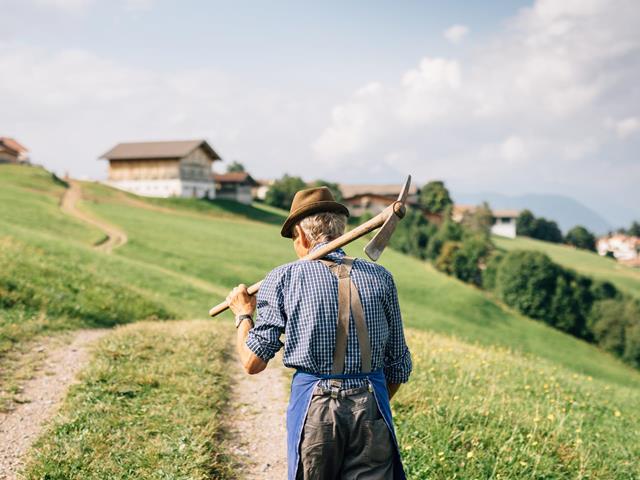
[494,235,640,299]
[1,164,639,478]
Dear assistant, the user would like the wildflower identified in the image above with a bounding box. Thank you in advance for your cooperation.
[466,451,474,459]
[547,414,555,421]
[614,410,621,417]
[520,461,527,467]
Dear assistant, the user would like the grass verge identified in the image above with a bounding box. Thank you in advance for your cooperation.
[22,320,235,480]
[396,328,640,479]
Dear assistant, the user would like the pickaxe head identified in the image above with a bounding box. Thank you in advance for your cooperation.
[364,175,412,261]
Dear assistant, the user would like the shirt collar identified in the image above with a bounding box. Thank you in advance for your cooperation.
[310,241,345,260]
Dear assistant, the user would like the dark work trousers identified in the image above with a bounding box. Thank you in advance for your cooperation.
[296,385,394,480]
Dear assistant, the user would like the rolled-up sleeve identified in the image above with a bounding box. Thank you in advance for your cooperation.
[382,273,412,384]
[245,268,286,362]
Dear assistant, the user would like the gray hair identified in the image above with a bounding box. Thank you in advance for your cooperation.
[296,212,347,247]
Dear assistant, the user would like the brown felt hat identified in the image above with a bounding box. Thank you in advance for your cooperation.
[281,186,350,238]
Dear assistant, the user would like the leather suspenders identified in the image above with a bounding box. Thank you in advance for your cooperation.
[320,256,372,396]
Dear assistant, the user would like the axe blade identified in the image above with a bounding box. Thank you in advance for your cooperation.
[364,210,399,261]
[363,174,412,262]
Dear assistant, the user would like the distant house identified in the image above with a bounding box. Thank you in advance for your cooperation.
[597,234,640,263]
[0,137,29,164]
[214,172,258,205]
[453,204,520,239]
[340,183,420,217]
[252,179,274,201]
[100,140,221,198]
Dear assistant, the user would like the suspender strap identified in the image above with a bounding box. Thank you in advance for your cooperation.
[319,256,372,378]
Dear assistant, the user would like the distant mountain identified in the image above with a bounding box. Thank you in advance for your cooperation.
[452,192,613,235]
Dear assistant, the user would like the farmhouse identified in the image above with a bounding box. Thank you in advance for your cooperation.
[0,137,29,164]
[340,183,420,217]
[453,205,520,239]
[214,172,258,205]
[100,139,221,198]
[597,234,640,264]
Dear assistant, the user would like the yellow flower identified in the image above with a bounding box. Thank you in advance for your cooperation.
[614,410,622,417]
[547,414,555,421]
[467,451,474,459]
[520,461,527,467]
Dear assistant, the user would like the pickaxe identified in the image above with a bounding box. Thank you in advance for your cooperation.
[208,175,412,317]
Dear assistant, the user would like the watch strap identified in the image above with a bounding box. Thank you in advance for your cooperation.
[235,314,254,329]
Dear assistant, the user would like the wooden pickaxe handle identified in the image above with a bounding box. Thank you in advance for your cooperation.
[208,202,402,317]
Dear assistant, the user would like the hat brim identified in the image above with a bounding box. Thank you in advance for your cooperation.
[281,200,350,238]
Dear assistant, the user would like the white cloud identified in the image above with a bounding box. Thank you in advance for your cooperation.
[32,0,93,12]
[614,117,640,138]
[0,43,325,180]
[499,136,527,163]
[443,24,469,44]
[313,0,640,203]
[124,0,154,11]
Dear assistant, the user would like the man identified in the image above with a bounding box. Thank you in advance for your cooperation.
[226,186,412,479]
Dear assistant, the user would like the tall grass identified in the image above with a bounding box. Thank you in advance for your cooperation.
[397,329,639,479]
[23,321,235,479]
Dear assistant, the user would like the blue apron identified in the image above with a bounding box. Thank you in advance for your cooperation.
[286,369,406,479]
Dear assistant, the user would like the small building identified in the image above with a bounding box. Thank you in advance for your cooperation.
[453,204,520,239]
[214,172,259,205]
[340,183,420,217]
[100,139,221,198]
[252,179,274,201]
[0,137,29,164]
[597,234,640,263]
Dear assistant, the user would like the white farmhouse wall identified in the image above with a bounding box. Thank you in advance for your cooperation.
[106,179,215,199]
[491,219,517,239]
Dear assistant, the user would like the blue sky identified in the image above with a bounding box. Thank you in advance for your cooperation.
[1,0,639,227]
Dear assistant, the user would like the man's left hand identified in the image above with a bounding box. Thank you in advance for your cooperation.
[226,284,256,317]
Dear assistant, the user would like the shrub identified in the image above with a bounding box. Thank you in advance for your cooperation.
[482,251,504,291]
[516,209,562,243]
[549,270,593,337]
[389,209,435,259]
[588,299,628,356]
[426,213,463,260]
[496,250,559,322]
[565,225,596,251]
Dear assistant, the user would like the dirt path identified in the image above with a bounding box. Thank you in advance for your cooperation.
[60,180,127,253]
[227,357,289,479]
[0,330,107,480]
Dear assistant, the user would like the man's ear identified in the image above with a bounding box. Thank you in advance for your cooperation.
[295,225,310,248]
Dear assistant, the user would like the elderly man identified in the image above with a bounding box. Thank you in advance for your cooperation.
[226,186,412,479]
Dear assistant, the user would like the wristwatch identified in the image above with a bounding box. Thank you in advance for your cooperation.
[235,314,254,329]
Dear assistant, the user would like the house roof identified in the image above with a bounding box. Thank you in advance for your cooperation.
[0,137,28,153]
[100,139,221,161]
[454,204,520,219]
[339,183,418,199]
[213,172,258,186]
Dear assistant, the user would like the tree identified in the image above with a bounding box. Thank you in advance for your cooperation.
[532,218,563,243]
[389,209,435,259]
[462,202,493,238]
[425,209,463,259]
[565,225,596,251]
[496,250,560,322]
[226,161,245,173]
[517,210,562,243]
[628,221,640,237]
[516,210,536,236]
[419,181,453,214]
[264,174,307,210]
[311,179,343,202]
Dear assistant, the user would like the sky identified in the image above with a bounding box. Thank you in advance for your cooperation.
[1,0,639,227]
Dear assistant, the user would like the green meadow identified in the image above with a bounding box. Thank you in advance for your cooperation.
[1,164,639,478]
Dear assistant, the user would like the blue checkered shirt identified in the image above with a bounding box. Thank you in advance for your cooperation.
[246,243,412,389]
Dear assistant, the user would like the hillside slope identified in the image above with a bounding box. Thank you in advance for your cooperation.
[494,235,640,299]
[1,165,639,478]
